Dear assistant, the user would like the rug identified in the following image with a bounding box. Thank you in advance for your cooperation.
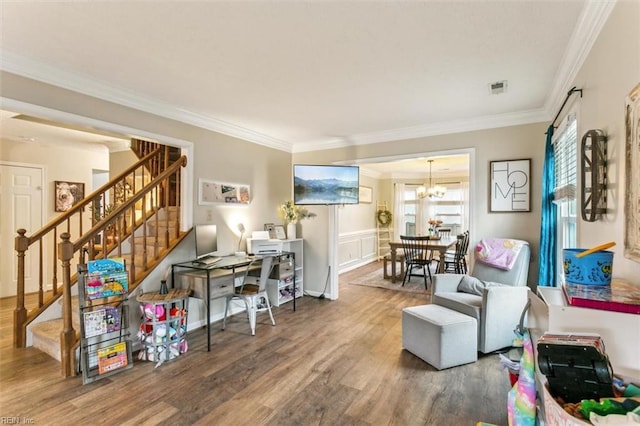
[343,262,435,294]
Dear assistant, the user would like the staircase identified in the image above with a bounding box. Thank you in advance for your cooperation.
[13,141,188,376]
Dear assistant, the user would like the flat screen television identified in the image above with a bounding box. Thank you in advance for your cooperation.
[293,164,360,205]
[194,224,218,259]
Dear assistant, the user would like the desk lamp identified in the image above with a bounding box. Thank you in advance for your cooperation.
[236,223,246,255]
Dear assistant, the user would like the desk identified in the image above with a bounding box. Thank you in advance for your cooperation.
[388,236,457,283]
[171,252,295,351]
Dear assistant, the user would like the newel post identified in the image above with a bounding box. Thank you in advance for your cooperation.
[13,229,29,348]
[58,232,77,377]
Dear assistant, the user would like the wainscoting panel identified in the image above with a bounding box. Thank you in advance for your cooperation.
[338,229,378,273]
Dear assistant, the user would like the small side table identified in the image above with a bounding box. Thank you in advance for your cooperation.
[136,288,191,367]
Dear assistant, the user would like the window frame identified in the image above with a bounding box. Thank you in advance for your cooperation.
[552,110,578,283]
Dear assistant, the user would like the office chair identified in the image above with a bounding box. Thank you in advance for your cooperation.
[222,256,275,335]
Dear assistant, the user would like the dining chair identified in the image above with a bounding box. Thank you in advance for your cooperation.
[437,228,452,238]
[442,230,470,274]
[400,235,434,290]
[222,256,276,335]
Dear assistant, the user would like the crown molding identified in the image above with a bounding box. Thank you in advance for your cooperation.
[2,0,613,156]
[293,108,548,153]
[0,50,293,153]
[544,0,616,116]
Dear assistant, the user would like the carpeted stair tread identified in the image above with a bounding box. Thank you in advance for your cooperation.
[31,319,79,362]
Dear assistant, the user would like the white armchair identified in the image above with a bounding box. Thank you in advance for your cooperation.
[431,244,531,354]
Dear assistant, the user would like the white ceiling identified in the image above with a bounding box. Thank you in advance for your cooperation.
[0,1,612,171]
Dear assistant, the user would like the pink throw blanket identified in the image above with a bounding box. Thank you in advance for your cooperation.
[475,238,527,270]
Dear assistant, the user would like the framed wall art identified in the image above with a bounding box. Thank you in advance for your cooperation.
[624,82,640,263]
[359,186,373,204]
[198,179,250,205]
[489,159,531,212]
[55,181,85,212]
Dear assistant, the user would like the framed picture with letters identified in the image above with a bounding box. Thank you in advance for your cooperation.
[489,159,531,212]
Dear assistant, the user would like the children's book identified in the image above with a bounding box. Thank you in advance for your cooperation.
[97,342,128,374]
[85,258,128,299]
[87,258,125,273]
[562,279,640,315]
[83,306,121,338]
[85,270,129,299]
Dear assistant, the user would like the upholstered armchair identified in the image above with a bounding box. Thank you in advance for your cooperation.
[431,242,531,354]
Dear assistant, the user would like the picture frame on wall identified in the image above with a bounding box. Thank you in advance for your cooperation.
[55,181,85,212]
[489,159,531,212]
[624,83,640,263]
[359,186,373,204]
[198,179,250,205]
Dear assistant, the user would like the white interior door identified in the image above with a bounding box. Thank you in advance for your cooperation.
[0,164,44,298]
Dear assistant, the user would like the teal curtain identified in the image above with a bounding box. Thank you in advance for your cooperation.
[538,125,557,286]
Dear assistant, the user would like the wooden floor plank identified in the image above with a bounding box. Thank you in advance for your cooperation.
[0,264,511,425]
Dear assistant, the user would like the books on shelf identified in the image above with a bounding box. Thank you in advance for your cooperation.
[85,258,128,299]
[562,279,640,315]
[83,306,121,338]
[537,332,606,355]
[97,342,128,374]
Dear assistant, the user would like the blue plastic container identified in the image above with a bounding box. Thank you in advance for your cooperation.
[563,248,613,285]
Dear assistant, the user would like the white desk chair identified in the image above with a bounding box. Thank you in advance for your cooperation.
[222,256,275,335]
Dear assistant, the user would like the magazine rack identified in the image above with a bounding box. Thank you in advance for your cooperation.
[78,259,133,385]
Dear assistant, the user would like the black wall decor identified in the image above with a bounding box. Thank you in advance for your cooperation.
[581,129,608,222]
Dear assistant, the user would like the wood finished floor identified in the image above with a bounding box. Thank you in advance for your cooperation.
[0,265,510,425]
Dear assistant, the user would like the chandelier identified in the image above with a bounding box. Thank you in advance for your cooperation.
[416,160,446,199]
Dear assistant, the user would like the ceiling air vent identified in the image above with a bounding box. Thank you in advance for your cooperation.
[489,80,508,95]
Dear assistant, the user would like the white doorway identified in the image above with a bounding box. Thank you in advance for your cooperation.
[329,148,475,300]
[0,163,44,298]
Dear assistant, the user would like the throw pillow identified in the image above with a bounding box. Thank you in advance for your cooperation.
[458,276,508,295]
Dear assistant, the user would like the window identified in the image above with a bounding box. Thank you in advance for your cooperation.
[403,185,419,236]
[429,184,465,234]
[401,183,467,236]
[553,113,578,282]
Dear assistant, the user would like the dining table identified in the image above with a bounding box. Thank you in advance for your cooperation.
[387,235,458,283]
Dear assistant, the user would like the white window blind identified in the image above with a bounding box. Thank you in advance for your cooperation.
[553,114,577,202]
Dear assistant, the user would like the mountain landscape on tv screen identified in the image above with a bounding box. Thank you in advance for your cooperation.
[294,176,359,204]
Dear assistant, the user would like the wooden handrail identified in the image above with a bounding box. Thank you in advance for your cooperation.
[14,142,186,378]
[74,156,186,252]
[14,152,187,377]
[27,147,161,244]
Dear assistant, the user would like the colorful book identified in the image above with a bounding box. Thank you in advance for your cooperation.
[83,306,121,338]
[85,258,128,299]
[562,279,640,315]
[85,270,128,299]
[97,342,128,374]
[87,258,125,273]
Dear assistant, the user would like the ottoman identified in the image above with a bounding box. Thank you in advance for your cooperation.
[402,304,477,370]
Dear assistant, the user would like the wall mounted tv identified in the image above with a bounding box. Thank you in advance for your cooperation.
[293,164,359,205]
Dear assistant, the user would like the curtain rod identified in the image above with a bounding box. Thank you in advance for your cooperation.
[546,86,583,135]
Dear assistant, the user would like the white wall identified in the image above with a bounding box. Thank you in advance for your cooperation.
[1,137,109,223]
[570,0,640,280]
[294,122,546,289]
[2,0,639,298]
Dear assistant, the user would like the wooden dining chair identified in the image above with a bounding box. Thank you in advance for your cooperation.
[400,235,433,290]
[437,228,452,238]
[442,230,470,274]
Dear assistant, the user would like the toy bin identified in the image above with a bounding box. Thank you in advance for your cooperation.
[136,288,191,366]
[563,249,613,285]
